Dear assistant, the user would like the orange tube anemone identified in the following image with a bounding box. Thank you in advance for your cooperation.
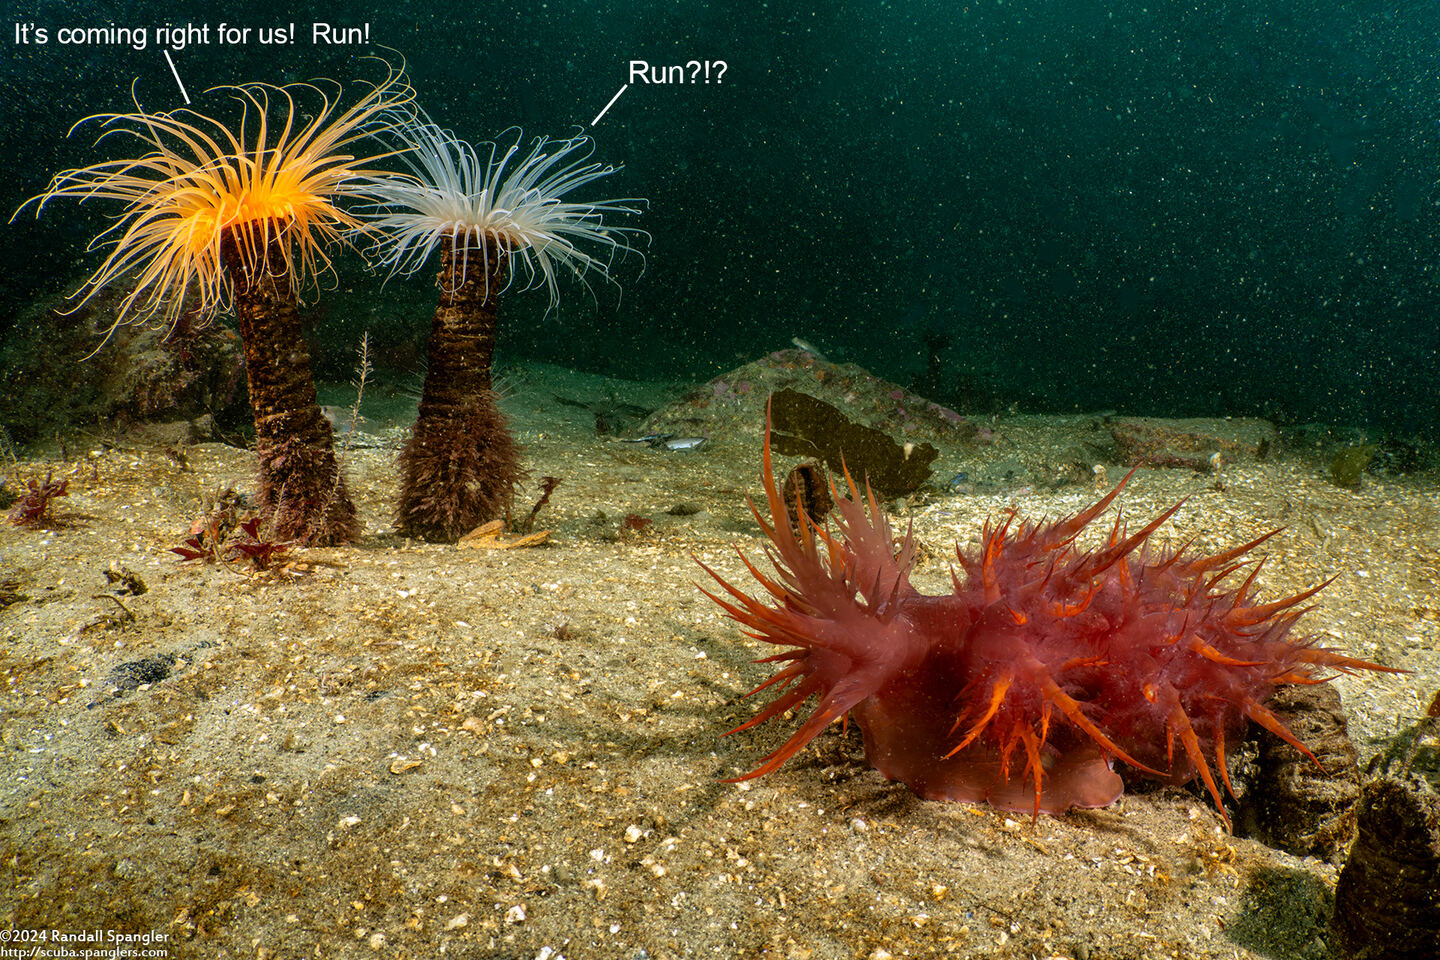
[16,62,416,544]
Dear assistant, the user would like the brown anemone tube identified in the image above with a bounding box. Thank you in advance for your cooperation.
[223,231,361,546]
[395,235,522,542]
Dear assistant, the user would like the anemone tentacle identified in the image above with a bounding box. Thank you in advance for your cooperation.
[359,113,647,313]
[17,63,415,335]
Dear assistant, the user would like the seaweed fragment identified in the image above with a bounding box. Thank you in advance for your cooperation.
[620,513,653,538]
[769,389,936,496]
[172,488,245,563]
[172,492,297,573]
[226,517,295,571]
[514,476,562,534]
[6,471,68,526]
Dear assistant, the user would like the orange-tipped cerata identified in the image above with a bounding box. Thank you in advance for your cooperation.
[701,405,1399,824]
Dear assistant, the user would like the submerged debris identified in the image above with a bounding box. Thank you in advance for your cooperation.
[104,562,148,596]
[0,578,24,609]
[457,519,552,550]
[770,388,936,496]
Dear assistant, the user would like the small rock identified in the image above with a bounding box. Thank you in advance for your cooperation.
[1109,416,1276,470]
[106,654,175,693]
[104,563,147,596]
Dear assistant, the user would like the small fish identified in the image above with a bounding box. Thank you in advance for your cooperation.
[791,337,829,362]
[620,432,705,451]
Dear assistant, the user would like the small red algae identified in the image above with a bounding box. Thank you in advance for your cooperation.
[621,514,653,536]
[699,422,1397,824]
[6,471,68,527]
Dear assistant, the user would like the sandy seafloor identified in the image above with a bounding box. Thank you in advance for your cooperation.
[1,361,1436,960]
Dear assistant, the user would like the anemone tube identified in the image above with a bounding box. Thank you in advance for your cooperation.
[366,119,645,541]
[394,234,518,542]
[223,231,359,544]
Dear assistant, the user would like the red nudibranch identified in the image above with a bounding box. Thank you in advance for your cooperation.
[699,419,1395,824]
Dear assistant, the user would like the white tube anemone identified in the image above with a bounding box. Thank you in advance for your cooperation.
[361,114,646,309]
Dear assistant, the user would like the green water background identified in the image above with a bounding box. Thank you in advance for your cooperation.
[4,0,1437,435]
